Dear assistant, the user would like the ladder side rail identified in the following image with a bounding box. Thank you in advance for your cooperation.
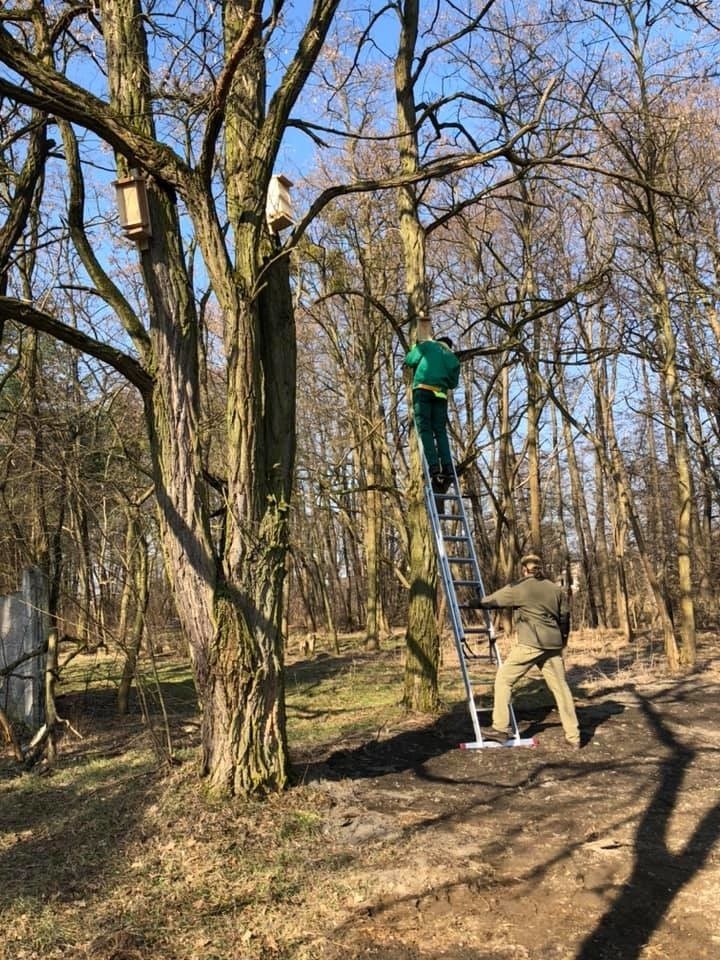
[443,463,494,639]
[423,490,484,744]
[426,455,524,742]
[444,463,525,738]
[412,425,534,748]
[420,457,476,644]
[420,455,485,745]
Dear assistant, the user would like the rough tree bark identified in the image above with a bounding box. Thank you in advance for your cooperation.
[0,0,338,793]
[394,0,441,711]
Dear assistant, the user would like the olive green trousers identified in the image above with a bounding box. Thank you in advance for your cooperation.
[492,642,580,744]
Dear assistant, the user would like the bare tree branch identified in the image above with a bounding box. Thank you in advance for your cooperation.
[0,296,152,393]
[0,26,188,187]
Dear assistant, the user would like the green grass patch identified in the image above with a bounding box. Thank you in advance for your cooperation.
[285,641,409,749]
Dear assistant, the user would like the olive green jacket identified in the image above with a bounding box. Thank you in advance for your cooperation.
[479,575,570,650]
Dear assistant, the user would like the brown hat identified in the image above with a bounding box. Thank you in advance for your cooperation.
[520,553,543,571]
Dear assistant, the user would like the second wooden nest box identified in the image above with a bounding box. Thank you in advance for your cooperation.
[266,175,294,233]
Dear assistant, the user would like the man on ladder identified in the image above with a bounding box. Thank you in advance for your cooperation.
[407,333,533,748]
[406,327,574,750]
[404,335,460,494]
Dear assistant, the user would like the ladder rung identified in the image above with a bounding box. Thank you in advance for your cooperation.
[461,645,493,661]
[443,534,470,543]
[448,557,473,564]
[462,625,490,634]
[452,579,481,588]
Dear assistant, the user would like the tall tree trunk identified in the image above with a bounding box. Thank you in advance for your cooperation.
[526,354,543,553]
[652,271,696,669]
[556,380,600,627]
[592,431,614,628]
[364,452,382,651]
[599,375,677,653]
[117,511,149,716]
[403,443,441,710]
[686,387,714,609]
[495,363,519,636]
[395,0,440,711]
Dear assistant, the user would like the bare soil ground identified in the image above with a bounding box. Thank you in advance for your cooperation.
[1,631,719,960]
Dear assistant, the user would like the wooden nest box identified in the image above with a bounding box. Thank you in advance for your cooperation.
[114,170,152,248]
[266,174,294,233]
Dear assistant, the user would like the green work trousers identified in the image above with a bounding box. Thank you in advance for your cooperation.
[413,388,451,470]
[492,642,580,744]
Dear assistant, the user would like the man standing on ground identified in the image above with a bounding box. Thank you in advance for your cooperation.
[470,553,581,749]
[404,335,460,492]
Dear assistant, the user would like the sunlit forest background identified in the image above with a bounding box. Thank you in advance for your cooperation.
[2,0,720,679]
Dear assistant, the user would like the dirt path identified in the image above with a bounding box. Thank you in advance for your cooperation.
[299,641,720,960]
[2,635,719,960]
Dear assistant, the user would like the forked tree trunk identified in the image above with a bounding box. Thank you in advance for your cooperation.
[0,0,334,793]
[102,0,294,794]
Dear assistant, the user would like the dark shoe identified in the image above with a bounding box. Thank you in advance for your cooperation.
[437,464,454,492]
[429,464,445,493]
[481,727,511,744]
[435,474,452,494]
[467,595,485,609]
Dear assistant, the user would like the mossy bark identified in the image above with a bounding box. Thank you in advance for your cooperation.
[103,0,295,794]
[403,437,441,713]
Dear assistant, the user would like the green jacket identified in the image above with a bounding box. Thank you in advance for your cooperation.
[405,340,460,392]
[479,575,570,650]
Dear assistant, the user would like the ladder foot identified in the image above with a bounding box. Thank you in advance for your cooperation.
[460,737,536,750]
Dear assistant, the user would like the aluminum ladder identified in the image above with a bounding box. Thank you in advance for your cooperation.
[420,454,535,749]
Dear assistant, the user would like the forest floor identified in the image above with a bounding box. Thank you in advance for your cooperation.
[1,628,719,960]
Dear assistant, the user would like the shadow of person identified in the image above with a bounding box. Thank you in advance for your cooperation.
[575,698,626,746]
[495,689,626,748]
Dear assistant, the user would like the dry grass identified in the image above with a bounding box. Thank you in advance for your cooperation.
[2,629,718,960]
[0,636,416,960]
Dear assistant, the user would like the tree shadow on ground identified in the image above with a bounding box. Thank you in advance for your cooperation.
[56,666,198,723]
[575,690,720,960]
[0,757,158,909]
[294,693,626,784]
[293,706,458,783]
[286,646,403,687]
[496,674,627,745]
[0,674,193,911]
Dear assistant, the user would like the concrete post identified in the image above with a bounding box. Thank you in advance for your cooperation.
[0,567,48,729]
